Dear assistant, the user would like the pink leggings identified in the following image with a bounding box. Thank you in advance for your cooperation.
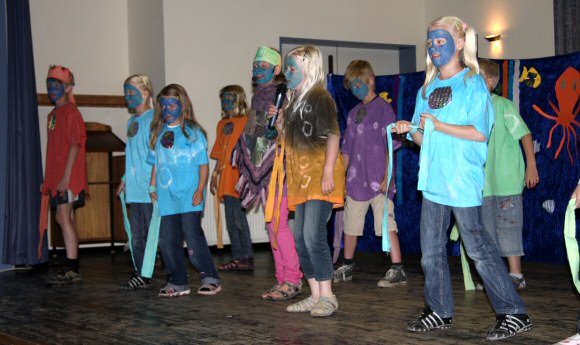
[266,193,303,285]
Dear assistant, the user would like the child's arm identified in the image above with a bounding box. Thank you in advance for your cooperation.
[342,153,350,171]
[572,180,580,208]
[57,143,81,195]
[194,164,209,206]
[210,160,221,195]
[380,151,390,193]
[420,113,486,142]
[149,166,157,201]
[322,133,340,195]
[521,134,539,188]
[392,121,424,146]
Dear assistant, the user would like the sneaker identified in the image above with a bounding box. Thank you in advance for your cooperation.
[486,314,533,341]
[377,266,407,287]
[333,263,354,283]
[310,295,338,317]
[158,283,191,298]
[511,275,527,290]
[122,274,151,290]
[407,306,453,332]
[48,269,82,285]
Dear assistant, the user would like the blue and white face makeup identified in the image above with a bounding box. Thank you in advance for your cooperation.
[46,78,66,103]
[160,97,183,124]
[124,83,144,110]
[220,92,236,113]
[252,61,276,85]
[284,56,304,91]
[350,79,370,101]
[427,29,456,67]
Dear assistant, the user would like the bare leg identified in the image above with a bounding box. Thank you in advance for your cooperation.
[343,234,358,260]
[507,256,522,275]
[389,231,402,263]
[55,203,78,259]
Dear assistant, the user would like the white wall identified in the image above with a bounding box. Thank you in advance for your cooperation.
[424,0,554,60]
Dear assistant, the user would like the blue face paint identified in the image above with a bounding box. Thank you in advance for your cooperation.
[284,56,304,90]
[252,61,275,85]
[350,79,370,101]
[160,97,183,124]
[124,83,144,109]
[46,78,66,103]
[221,92,236,112]
[427,29,456,67]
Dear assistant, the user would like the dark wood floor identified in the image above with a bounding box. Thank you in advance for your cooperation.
[0,245,577,345]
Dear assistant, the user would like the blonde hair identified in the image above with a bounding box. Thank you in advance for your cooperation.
[124,74,155,114]
[422,16,479,98]
[285,45,325,109]
[344,60,375,90]
[219,85,248,117]
[478,59,500,89]
[150,84,206,149]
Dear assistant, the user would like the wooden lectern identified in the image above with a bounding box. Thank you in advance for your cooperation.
[50,122,126,251]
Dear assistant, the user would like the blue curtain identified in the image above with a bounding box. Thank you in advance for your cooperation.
[0,0,9,269]
[2,0,45,265]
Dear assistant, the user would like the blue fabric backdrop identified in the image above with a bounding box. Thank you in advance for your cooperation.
[0,0,10,269]
[2,0,45,265]
[328,52,580,264]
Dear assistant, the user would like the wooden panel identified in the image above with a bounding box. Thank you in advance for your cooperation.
[75,184,111,242]
[37,94,126,108]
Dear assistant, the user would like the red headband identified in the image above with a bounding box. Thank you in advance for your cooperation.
[47,65,75,104]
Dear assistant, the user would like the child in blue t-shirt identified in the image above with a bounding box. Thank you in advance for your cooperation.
[148,84,221,297]
[117,74,156,289]
[393,16,531,341]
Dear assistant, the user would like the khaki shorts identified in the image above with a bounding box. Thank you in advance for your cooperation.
[344,194,398,236]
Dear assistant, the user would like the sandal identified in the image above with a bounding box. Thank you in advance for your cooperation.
[197,283,222,295]
[310,296,338,317]
[218,259,254,271]
[260,284,282,300]
[263,282,302,301]
[287,296,319,313]
[158,284,191,298]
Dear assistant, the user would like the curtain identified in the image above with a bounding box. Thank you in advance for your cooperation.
[554,0,580,54]
[0,0,9,269]
[2,0,45,265]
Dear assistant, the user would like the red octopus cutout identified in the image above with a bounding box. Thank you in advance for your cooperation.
[533,66,580,163]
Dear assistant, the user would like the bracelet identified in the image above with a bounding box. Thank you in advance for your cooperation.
[149,185,157,193]
[409,126,419,135]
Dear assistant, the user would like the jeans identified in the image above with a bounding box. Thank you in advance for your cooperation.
[128,202,153,275]
[482,195,525,257]
[223,195,253,260]
[159,211,220,286]
[420,198,527,318]
[293,200,334,281]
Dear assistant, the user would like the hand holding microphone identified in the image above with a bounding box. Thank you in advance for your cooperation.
[265,83,287,139]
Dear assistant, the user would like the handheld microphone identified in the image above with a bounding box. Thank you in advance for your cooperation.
[268,83,288,129]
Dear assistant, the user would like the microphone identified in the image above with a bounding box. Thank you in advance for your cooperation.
[268,83,288,129]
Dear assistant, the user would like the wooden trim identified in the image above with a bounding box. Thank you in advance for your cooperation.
[37,94,126,108]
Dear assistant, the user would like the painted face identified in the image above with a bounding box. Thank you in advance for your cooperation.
[160,97,183,124]
[284,56,304,90]
[221,92,236,112]
[46,78,66,103]
[350,79,370,101]
[427,29,456,67]
[124,83,144,109]
[252,61,276,85]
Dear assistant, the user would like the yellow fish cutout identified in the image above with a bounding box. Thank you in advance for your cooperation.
[519,66,542,88]
[379,91,393,103]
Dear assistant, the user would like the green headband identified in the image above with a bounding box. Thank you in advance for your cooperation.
[254,46,281,66]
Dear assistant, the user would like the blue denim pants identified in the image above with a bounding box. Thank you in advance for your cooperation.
[293,200,334,281]
[420,198,527,318]
[159,211,221,286]
[128,202,153,275]
[223,195,253,260]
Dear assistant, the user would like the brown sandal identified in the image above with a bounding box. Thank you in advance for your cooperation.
[218,259,254,271]
[263,282,302,301]
[260,284,282,300]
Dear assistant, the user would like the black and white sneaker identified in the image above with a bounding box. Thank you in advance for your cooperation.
[407,306,453,332]
[122,274,152,290]
[486,314,533,341]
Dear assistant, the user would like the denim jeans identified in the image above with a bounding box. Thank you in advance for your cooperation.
[482,195,525,257]
[223,195,253,261]
[293,200,334,281]
[128,202,153,275]
[159,211,220,286]
[420,198,527,318]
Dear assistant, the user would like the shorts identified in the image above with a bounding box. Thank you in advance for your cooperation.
[343,194,398,236]
[482,194,524,257]
[50,189,86,208]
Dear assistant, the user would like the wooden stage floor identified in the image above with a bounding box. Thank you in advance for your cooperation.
[0,246,577,344]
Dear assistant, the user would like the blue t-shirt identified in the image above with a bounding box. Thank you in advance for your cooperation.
[411,68,494,207]
[147,124,209,216]
[125,109,154,203]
